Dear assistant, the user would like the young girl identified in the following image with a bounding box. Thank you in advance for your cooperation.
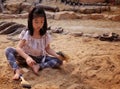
[5,6,66,80]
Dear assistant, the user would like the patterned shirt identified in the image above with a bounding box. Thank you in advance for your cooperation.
[19,30,52,56]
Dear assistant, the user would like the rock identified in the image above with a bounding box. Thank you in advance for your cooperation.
[54,11,79,20]
[90,14,105,20]
[20,2,32,13]
[84,8,95,14]
[4,2,22,14]
[110,15,120,21]
[70,32,83,37]
[45,11,54,19]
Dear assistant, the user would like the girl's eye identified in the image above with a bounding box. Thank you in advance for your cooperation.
[34,21,43,24]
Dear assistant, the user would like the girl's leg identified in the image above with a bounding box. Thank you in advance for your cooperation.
[29,55,41,75]
[31,64,40,75]
[40,56,63,69]
[5,47,21,80]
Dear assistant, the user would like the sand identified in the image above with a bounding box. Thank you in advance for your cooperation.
[0,18,120,89]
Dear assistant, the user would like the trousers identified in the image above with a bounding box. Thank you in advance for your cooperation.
[5,47,63,71]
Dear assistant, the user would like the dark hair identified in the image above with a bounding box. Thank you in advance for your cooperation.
[28,6,47,36]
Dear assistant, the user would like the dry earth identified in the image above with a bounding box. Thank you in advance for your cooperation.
[0,18,120,89]
[0,0,120,89]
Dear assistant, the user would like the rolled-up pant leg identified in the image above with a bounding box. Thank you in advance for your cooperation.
[4,47,19,71]
[40,56,63,69]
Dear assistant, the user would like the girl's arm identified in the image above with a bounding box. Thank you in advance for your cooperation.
[16,40,29,59]
[16,40,36,66]
[45,44,62,60]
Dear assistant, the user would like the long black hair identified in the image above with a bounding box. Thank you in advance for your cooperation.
[28,6,47,36]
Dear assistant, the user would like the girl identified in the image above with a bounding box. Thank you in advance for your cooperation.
[5,6,66,80]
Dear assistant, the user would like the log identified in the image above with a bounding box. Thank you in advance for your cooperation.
[0,22,16,31]
[0,21,7,25]
[0,23,25,34]
[8,27,26,36]
[36,4,59,12]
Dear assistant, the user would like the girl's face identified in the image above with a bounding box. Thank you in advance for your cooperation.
[32,17,44,31]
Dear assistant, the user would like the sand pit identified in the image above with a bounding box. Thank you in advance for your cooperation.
[0,18,120,89]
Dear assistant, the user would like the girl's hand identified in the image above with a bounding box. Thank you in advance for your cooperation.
[56,51,69,62]
[26,57,36,67]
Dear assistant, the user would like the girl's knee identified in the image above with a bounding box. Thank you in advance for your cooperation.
[5,47,15,53]
[51,59,63,68]
[5,47,16,56]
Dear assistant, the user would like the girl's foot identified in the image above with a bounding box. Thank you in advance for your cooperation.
[13,69,21,80]
[31,64,40,75]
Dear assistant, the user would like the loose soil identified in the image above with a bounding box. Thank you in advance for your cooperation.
[0,1,120,89]
[0,18,120,89]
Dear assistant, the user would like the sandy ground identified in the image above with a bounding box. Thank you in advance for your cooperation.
[0,18,120,89]
[1,0,120,88]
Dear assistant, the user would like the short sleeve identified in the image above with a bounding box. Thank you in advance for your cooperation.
[19,30,29,40]
[45,32,52,47]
